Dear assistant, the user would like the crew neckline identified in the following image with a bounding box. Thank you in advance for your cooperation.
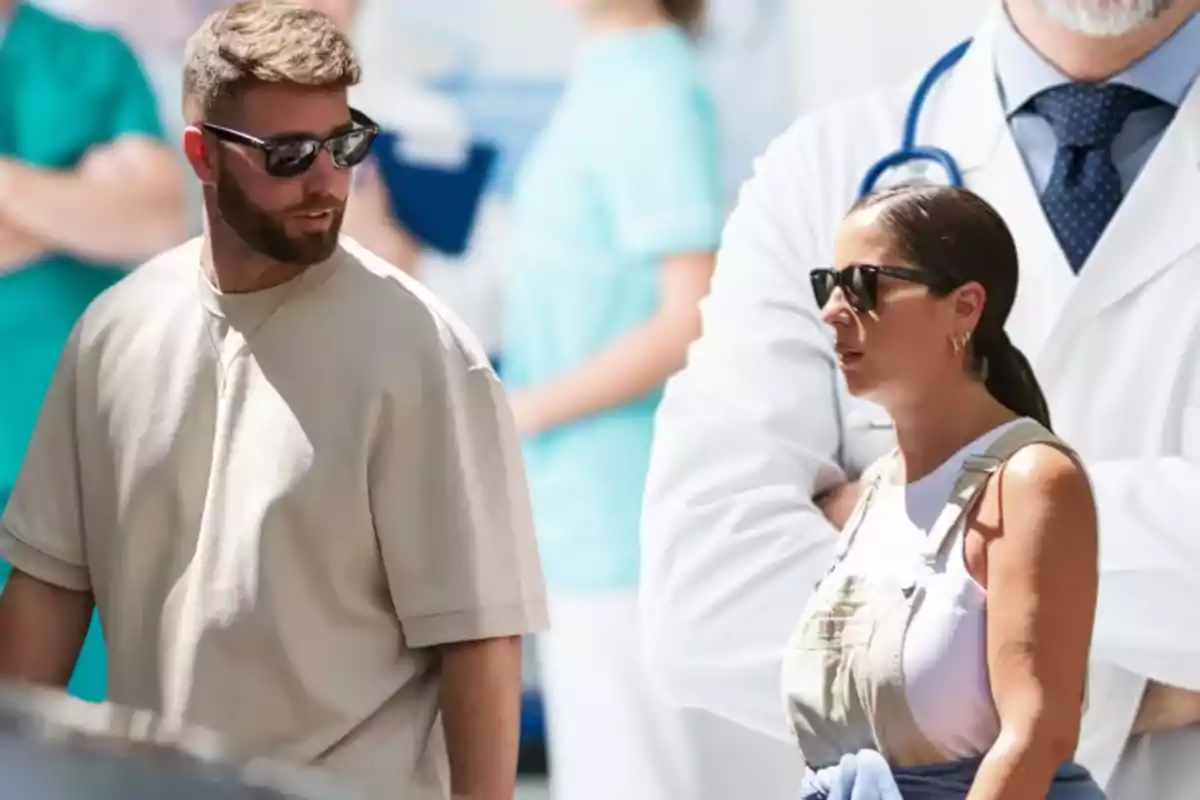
[197,245,344,322]
[901,418,1029,491]
[580,21,683,59]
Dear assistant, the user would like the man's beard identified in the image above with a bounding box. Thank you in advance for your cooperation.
[1031,0,1175,36]
[215,171,345,267]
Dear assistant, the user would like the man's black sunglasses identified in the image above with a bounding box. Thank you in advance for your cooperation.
[809,264,954,312]
[202,108,380,178]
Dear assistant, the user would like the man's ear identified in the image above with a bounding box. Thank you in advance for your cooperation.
[182,127,216,186]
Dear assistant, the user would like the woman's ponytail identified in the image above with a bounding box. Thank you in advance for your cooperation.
[855,184,1053,429]
[977,329,1052,431]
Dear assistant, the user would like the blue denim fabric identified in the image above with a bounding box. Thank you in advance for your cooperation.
[800,750,1106,800]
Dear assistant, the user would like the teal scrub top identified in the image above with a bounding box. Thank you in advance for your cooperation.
[502,25,724,594]
[0,3,167,702]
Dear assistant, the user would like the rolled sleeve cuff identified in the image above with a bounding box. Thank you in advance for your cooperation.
[402,601,550,648]
[621,207,723,260]
[0,521,90,592]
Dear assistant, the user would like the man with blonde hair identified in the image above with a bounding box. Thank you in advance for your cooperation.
[0,4,548,799]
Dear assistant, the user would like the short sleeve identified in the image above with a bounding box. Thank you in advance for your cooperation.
[369,342,548,648]
[595,79,725,260]
[0,329,90,591]
[98,31,166,143]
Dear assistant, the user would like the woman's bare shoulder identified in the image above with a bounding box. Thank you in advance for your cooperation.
[999,443,1093,512]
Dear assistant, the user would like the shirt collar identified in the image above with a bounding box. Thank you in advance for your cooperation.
[994,9,1200,116]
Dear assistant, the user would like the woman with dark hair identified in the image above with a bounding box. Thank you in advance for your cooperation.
[782,184,1105,799]
[502,0,722,798]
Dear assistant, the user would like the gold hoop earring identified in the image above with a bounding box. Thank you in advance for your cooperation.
[952,332,971,355]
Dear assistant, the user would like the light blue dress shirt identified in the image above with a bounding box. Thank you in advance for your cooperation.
[503,25,724,594]
[994,10,1200,195]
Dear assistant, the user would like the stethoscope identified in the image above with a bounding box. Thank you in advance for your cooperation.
[856,38,973,199]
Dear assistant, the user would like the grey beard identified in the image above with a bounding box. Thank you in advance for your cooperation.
[1031,0,1174,36]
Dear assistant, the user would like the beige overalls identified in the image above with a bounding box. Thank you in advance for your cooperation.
[781,419,1073,770]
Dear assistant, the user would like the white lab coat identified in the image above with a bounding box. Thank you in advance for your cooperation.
[639,7,1200,797]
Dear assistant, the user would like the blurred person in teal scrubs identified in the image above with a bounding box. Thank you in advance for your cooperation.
[299,0,506,357]
[502,1,723,797]
[0,1,187,701]
[294,0,424,274]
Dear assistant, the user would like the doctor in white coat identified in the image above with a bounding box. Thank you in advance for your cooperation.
[639,1,1200,797]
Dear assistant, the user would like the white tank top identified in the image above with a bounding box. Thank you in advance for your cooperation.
[835,419,1026,758]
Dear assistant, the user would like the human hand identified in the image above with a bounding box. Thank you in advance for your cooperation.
[0,219,46,275]
[344,156,420,273]
[1132,681,1200,734]
[816,480,863,530]
[508,389,552,438]
[78,140,142,179]
[0,158,42,273]
[348,155,390,215]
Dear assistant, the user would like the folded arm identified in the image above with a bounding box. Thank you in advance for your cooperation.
[638,130,876,742]
[510,250,715,435]
[0,136,187,265]
[0,221,50,276]
[1082,443,1200,739]
[1132,681,1200,734]
[1086,452,1200,689]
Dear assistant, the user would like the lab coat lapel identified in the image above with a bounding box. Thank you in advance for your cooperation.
[924,12,1076,363]
[1050,79,1200,342]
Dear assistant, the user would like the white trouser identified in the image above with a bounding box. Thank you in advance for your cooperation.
[537,589,697,800]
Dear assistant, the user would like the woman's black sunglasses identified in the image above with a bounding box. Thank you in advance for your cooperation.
[201,108,380,178]
[809,264,952,312]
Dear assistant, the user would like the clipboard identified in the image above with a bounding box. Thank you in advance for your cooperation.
[370,130,499,257]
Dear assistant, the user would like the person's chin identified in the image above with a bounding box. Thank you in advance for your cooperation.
[291,231,341,266]
[838,352,869,380]
[839,365,878,399]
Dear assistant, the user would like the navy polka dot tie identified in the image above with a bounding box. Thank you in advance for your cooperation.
[1029,84,1161,272]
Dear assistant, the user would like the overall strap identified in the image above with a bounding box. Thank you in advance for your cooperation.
[922,420,1068,565]
[831,450,898,565]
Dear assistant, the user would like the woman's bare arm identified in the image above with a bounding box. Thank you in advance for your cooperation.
[966,445,1098,800]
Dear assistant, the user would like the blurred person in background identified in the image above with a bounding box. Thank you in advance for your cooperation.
[299,0,507,361]
[34,0,225,238]
[0,0,187,701]
[297,0,423,272]
[501,0,723,797]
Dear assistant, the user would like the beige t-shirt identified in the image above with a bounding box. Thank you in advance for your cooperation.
[0,237,548,799]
